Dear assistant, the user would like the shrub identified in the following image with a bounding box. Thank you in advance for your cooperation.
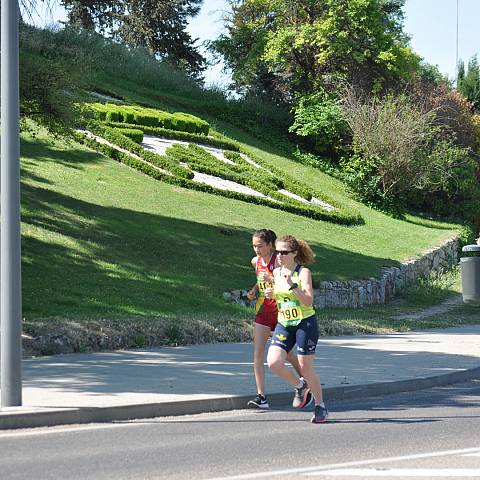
[341,86,480,222]
[340,154,401,215]
[106,121,239,151]
[85,103,210,134]
[409,77,476,149]
[19,25,87,134]
[290,90,349,158]
[113,128,144,144]
[77,128,363,226]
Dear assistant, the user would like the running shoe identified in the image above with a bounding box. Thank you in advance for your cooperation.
[292,379,312,408]
[311,405,329,424]
[247,394,269,409]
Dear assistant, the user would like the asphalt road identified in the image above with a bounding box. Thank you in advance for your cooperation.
[0,380,479,480]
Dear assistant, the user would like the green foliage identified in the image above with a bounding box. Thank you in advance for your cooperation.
[292,148,342,178]
[62,0,206,79]
[403,267,458,306]
[80,120,363,225]
[107,121,240,151]
[212,0,420,101]
[19,24,87,135]
[340,154,401,216]
[289,90,349,157]
[113,128,144,143]
[85,103,210,134]
[341,88,480,222]
[457,55,480,112]
[456,224,477,247]
[85,121,193,178]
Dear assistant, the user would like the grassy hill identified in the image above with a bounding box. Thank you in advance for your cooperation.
[20,27,463,347]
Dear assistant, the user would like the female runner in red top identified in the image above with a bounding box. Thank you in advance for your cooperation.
[246,229,303,409]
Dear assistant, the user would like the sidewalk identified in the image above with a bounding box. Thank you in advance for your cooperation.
[1,325,479,429]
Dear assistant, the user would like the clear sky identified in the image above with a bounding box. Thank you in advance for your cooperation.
[28,0,480,87]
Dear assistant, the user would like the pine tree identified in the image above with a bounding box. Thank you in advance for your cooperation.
[62,0,206,80]
[457,55,480,112]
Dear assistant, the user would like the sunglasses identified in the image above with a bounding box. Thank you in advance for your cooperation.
[276,250,294,255]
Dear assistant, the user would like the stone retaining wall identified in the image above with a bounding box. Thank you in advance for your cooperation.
[224,236,460,310]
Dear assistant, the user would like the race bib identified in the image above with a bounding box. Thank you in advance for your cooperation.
[257,279,272,294]
[278,299,302,322]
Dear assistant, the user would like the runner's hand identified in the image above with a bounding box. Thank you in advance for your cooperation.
[282,271,292,287]
[264,287,274,299]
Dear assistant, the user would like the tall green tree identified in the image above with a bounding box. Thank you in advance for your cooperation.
[457,55,480,112]
[62,0,206,80]
[211,0,419,101]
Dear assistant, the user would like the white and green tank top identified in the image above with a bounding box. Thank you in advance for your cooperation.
[274,266,315,327]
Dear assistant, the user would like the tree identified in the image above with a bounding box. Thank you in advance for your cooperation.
[62,0,121,32]
[62,0,206,80]
[116,0,205,79]
[457,55,480,112]
[211,0,420,101]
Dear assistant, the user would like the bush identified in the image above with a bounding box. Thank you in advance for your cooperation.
[85,103,210,134]
[113,128,144,144]
[290,90,349,158]
[78,127,363,226]
[108,122,238,150]
[20,25,88,134]
[409,77,476,149]
[340,154,401,216]
[340,87,480,219]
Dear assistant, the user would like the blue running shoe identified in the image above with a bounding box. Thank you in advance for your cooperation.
[311,405,328,424]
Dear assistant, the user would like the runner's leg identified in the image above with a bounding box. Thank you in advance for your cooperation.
[253,323,272,395]
[267,346,300,386]
[298,354,323,404]
[286,350,303,378]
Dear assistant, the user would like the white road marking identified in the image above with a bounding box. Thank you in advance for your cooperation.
[207,447,480,480]
[304,468,480,477]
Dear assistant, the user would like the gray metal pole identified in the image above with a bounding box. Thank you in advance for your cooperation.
[456,0,459,79]
[1,0,22,407]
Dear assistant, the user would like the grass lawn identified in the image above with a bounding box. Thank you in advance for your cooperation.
[21,125,460,325]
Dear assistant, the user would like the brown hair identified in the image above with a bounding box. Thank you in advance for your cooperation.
[277,235,315,265]
[253,229,277,246]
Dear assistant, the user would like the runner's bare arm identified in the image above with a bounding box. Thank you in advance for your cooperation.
[291,268,314,306]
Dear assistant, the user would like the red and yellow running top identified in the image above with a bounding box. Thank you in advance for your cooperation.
[255,253,278,314]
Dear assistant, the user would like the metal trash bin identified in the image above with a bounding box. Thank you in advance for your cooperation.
[460,245,480,304]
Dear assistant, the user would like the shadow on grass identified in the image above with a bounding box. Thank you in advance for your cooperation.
[22,183,399,319]
[402,212,458,230]
[21,132,400,319]
[21,136,102,171]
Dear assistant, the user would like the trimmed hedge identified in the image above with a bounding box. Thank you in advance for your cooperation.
[106,121,239,151]
[86,103,209,135]
[113,127,144,144]
[77,126,363,225]
[85,122,193,179]
[75,130,363,224]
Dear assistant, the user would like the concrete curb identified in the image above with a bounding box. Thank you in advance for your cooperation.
[1,366,479,430]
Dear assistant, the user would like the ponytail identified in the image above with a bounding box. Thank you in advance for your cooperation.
[277,235,315,265]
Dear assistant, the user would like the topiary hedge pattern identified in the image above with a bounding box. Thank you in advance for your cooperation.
[113,127,144,144]
[85,103,210,135]
[106,121,239,151]
[77,119,363,225]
